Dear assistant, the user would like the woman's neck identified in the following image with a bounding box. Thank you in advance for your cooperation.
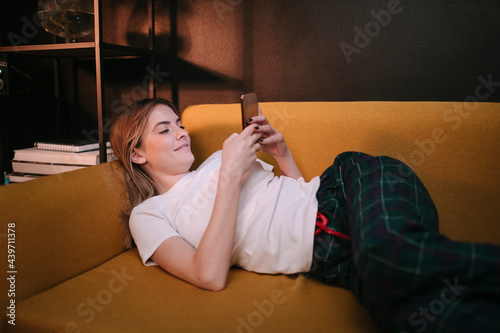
[155,171,191,194]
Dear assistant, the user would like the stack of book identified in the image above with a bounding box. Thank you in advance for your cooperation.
[7,139,116,183]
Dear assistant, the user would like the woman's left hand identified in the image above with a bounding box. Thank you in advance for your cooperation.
[246,104,303,179]
[246,105,290,158]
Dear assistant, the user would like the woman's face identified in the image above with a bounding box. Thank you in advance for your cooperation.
[133,104,195,179]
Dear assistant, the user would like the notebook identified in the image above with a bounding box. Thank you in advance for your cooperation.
[34,138,111,153]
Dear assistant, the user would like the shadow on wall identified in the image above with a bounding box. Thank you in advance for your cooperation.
[160,0,500,108]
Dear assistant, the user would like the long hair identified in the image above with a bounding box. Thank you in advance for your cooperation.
[109,98,179,248]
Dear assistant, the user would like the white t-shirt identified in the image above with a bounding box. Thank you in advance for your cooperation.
[130,150,320,274]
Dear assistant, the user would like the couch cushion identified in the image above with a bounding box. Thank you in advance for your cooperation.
[11,249,380,333]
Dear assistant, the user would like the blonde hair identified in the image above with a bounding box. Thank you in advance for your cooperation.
[110,98,179,248]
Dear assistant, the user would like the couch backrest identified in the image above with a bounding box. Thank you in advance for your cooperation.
[0,161,128,305]
[182,101,500,246]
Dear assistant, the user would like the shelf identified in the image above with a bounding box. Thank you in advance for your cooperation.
[0,42,153,58]
[0,0,157,170]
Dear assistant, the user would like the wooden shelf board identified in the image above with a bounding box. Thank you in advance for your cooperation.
[0,42,153,58]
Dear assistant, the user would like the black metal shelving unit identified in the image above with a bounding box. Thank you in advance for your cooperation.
[0,0,156,166]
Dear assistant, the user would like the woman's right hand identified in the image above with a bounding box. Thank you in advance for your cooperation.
[221,125,262,182]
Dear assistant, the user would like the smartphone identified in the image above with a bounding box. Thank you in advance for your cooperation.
[240,93,259,130]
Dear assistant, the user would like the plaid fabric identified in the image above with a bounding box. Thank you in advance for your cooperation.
[308,152,500,333]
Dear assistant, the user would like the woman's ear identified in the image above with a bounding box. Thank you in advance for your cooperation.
[131,148,147,165]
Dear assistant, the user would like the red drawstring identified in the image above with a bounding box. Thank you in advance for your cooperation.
[315,212,351,240]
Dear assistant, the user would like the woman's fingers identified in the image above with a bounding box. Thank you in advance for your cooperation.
[258,132,283,144]
[241,125,263,146]
[223,125,262,170]
[247,114,269,126]
[253,124,276,135]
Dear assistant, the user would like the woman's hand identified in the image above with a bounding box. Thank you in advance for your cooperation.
[246,105,289,159]
[221,124,262,183]
[246,105,303,180]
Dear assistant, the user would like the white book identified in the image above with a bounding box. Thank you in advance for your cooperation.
[6,173,43,183]
[13,147,116,166]
[12,161,88,175]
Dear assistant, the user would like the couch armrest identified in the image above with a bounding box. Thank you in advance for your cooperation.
[0,161,128,307]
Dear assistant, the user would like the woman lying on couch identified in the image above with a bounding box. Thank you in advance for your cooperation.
[109,98,500,333]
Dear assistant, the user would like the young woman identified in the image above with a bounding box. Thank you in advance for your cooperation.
[110,98,500,333]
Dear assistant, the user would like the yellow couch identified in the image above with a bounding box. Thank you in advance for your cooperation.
[1,102,499,333]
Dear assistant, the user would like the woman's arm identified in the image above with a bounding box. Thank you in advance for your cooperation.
[272,149,303,180]
[151,125,262,291]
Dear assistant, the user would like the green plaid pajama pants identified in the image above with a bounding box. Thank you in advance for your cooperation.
[309,152,500,333]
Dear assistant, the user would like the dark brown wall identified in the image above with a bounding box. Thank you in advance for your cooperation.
[162,0,500,111]
[1,0,499,174]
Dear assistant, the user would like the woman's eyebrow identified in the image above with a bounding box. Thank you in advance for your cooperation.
[153,121,171,131]
[152,118,181,131]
